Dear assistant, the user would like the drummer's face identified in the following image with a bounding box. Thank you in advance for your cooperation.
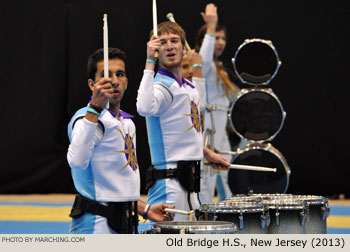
[214,30,226,58]
[158,33,185,69]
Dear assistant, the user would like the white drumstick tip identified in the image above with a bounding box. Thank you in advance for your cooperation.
[166,12,175,22]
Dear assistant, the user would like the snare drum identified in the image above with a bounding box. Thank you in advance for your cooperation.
[229,88,286,142]
[199,201,269,234]
[146,221,237,234]
[295,195,330,234]
[232,38,281,85]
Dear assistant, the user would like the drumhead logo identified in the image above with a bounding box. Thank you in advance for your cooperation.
[115,128,138,171]
[183,98,201,133]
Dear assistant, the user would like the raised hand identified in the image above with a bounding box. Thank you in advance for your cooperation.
[200,3,218,33]
[147,35,160,61]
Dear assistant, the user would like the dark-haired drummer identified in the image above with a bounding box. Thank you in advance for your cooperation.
[67,48,174,234]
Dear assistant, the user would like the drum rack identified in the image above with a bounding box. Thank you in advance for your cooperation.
[205,38,291,194]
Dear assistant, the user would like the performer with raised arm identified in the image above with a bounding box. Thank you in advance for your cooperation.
[195,3,242,204]
[136,21,230,221]
[67,47,174,234]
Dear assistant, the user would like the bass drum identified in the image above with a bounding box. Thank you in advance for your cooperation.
[228,143,291,194]
[229,88,286,143]
[232,38,281,85]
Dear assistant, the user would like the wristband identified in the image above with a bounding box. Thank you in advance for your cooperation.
[89,103,103,113]
[192,64,202,69]
[143,204,151,220]
[87,107,101,117]
[146,58,156,64]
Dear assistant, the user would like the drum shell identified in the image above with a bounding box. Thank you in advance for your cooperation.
[294,195,329,234]
[221,193,329,234]
[199,203,268,234]
[267,209,307,234]
[305,204,328,234]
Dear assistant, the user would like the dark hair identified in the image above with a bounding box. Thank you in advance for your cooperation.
[149,21,186,47]
[87,47,127,80]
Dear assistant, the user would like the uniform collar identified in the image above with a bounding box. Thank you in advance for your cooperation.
[158,67,195,88]
[88,98,134,119]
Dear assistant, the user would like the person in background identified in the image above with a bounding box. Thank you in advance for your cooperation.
[195,3,241,204]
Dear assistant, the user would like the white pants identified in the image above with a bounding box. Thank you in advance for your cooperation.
[69,213,117,234]
[200,109,232,204]
[147,163,200,222]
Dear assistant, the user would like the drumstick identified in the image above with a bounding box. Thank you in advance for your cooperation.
[164,208,195,221]
[164,208,190,215]
[205,163,277,173]
[152,0,158,58]
[166,12,192,52]
[216,150,239,155]
[229,164,277,173]
[103,14,109,109]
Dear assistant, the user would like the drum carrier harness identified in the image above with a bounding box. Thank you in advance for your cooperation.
[145,160,201,210]
[69,194,139,234]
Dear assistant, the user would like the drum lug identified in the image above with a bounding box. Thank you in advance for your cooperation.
[239,213,244,230]
[306,208,310,224]
[266,213,271,227]
[299,210,307,226]
[260,214,268,229]
[321,206,330,220]
[275,211,280,226]
[260,215,265,229]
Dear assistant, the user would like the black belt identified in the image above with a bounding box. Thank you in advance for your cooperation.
[69,194,138,234]
[145,160,201,193]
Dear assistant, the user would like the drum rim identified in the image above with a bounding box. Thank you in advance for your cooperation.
[231,38,282,86]
[231,143,291,194]
[152,221,237,231]
[200,202,266,213]
[229,88,287,143]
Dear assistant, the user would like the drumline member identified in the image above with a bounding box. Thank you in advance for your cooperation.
[136,21,230,221]
[67,47,174,234]
[195,3,241,204]
[181,50,207,113]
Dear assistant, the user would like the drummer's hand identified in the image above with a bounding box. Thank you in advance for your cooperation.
[147,203,175,222]
[145,35,160,70]
[203,147,229,170]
